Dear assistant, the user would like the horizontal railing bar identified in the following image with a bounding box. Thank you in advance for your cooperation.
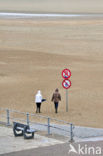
[50,125,70,133]
[11,118,27,122]
[30,113,48,119]
[0,108,72,125]
[9,110,26,115]
[0,107,74,140]
[0,115,7,118]
[50,118,71,125]
[30,121,47,127]
[0,108,26,115]
[0,107,7,111]
[30,121,70,132]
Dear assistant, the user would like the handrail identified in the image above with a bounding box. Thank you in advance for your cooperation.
[0,107,72,125]
[0,107,74,142]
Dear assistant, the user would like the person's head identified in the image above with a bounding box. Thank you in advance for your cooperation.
[55,88,59,92]
[37,90,41,94]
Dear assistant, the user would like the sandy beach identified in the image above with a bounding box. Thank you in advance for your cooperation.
[0,0,103,128]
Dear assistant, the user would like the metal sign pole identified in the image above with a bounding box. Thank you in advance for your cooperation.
[62,68,71,112]
[66,89,68,112]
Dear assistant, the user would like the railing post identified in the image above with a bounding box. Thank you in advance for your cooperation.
[6,109,10,126]
[47,117,50,135]
[69,123,74,142]
[26,113,29,126]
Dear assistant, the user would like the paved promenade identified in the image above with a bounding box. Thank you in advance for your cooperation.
[0,126,103,156]
[1,140,103,156]
[0,126,64,155]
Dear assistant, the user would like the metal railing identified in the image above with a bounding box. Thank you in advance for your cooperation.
[0,107,75,142]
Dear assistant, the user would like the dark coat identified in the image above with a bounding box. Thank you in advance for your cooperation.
[51,92,61,103]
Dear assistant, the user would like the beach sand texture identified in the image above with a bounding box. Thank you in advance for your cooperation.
[0,0,103,128]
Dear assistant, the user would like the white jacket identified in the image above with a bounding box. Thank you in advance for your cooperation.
[35,90,42,103]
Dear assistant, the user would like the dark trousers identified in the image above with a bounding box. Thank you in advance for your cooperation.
[54,102,58,113]
[36,103,41,113]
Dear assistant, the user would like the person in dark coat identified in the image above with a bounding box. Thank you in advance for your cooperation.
[51,88,61,113]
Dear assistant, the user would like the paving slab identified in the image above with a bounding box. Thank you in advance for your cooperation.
[1,125,103,155]
[0,126,64,155]
[1,141,103,156]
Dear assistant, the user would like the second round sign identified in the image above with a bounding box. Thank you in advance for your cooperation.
[62,79,71,89]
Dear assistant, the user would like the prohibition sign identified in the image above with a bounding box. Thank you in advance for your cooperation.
[62,68,71,79]
[62,79,71,89]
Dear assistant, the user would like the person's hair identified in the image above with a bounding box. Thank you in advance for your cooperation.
[55,88,59,92]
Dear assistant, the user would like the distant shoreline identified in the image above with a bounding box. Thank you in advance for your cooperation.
[0,12,103,19]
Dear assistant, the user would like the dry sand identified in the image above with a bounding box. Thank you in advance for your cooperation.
[0,0,103,128]
[0,17,103,128]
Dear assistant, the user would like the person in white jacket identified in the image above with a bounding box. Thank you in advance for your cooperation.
[35,90,42,113]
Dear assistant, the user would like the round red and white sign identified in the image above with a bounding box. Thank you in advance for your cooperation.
[62,79,71,89]
[62,69,71,79]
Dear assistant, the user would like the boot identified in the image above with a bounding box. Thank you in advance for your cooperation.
[55,109,58,113]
